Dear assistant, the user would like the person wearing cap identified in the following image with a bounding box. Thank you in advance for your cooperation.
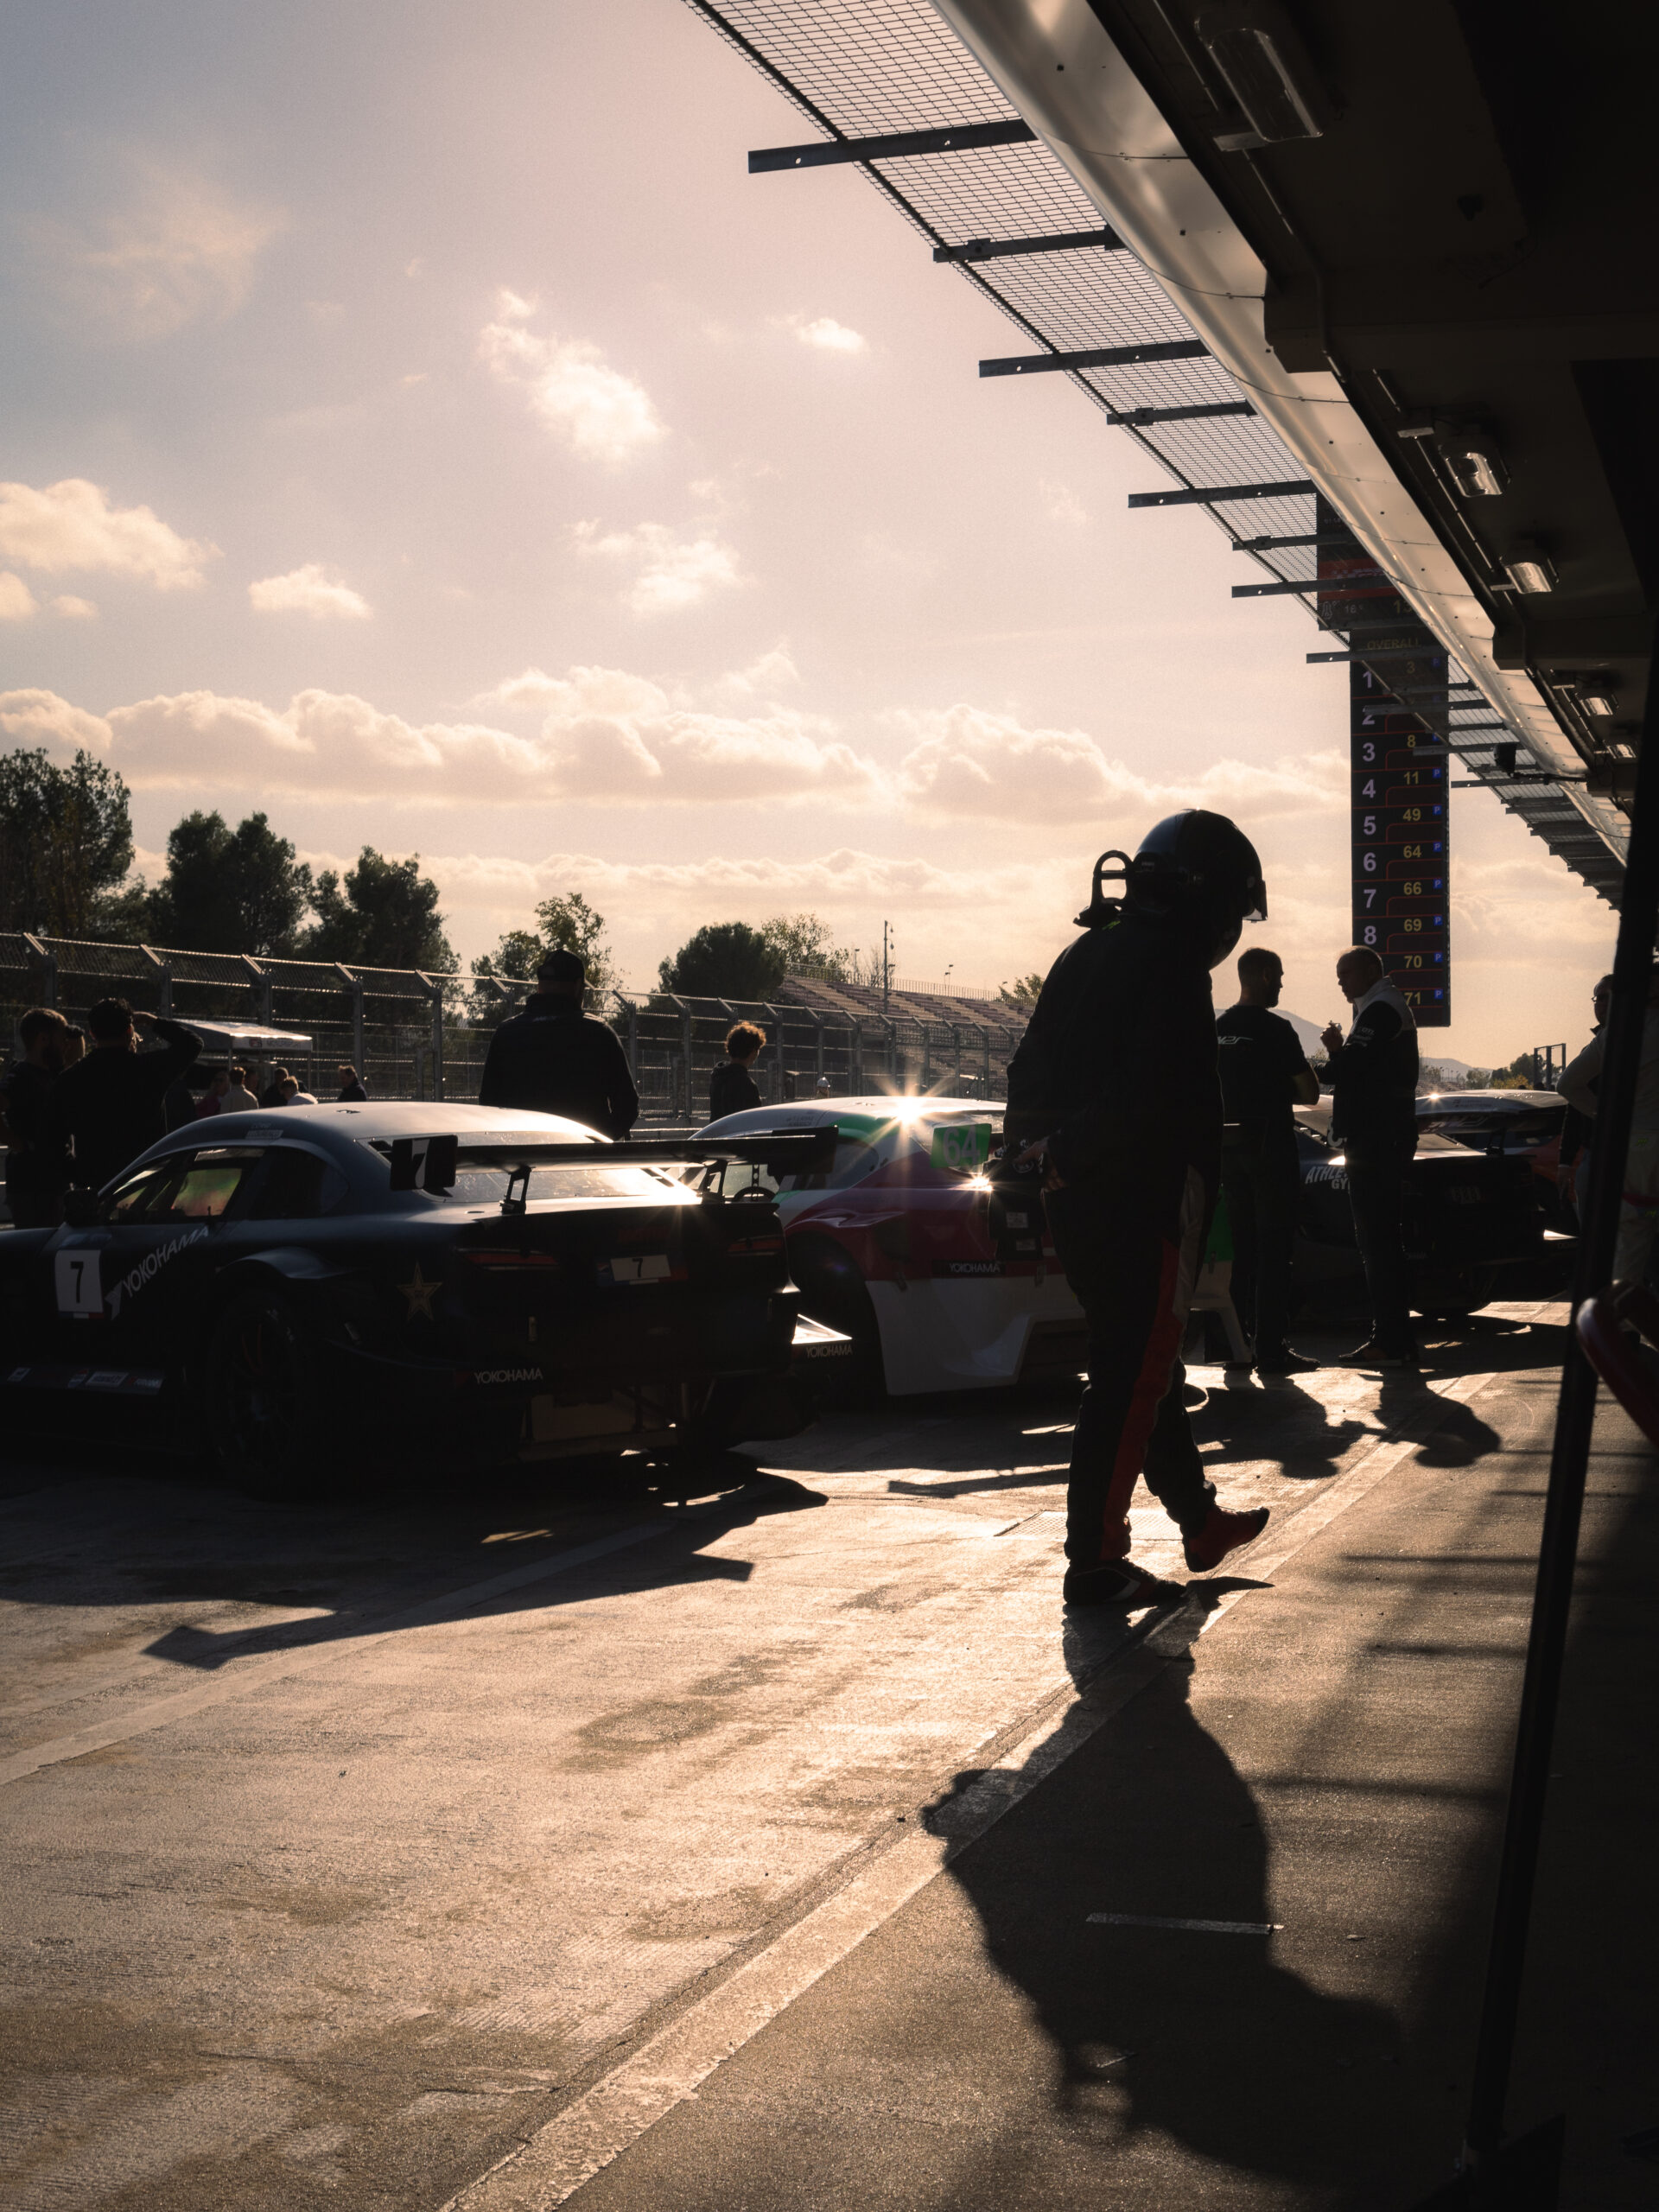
[478,948,639,1140]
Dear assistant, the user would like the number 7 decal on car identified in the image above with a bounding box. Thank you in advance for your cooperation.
[54,1249,104,1316]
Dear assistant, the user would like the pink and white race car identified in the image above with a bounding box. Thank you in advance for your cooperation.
[699,1095,1241,1396]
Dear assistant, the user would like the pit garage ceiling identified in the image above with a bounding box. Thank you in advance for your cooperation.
[687,0,1657,902]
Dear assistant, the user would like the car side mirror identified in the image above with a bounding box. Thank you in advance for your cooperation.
[60,1189,103,1227]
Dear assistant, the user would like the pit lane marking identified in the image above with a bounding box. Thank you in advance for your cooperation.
[0,1489,768,1789]
[441,1361,1519,2212]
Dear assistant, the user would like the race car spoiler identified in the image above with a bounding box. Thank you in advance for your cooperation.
[385,1126,836,1201]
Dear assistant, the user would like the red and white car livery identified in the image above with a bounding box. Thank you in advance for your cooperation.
[698,1096,1096,1395]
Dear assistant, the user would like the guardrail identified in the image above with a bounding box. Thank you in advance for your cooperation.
[0,932,1027,1117]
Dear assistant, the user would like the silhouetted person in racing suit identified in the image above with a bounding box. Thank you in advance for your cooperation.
[1005,810,1273,1608]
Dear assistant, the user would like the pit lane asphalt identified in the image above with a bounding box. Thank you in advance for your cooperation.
[3,1303,1650,2209]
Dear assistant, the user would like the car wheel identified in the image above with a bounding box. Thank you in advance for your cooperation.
[1411,1266,1498,1322]
[207,1287,327,1499]
[788,1234,884,1400]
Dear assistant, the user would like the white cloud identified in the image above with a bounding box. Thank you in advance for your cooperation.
[715,647,800,701]
[29,162,283,340]
[1041,480,1088,527]
[248,563,372,619]
[0,672,880,810]
[51,594,98,620]
[0,573,38,621]
[478,291,664,462]
[892,705,1344,825]
[789,315,868,355]
[0,480,213,588]
[575,519,743,615]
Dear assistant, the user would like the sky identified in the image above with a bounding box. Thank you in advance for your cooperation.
[0,0,1616,1065]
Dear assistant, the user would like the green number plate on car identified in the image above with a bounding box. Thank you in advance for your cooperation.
[930,1122,993,1173]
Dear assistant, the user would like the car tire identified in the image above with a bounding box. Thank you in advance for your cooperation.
[788,1234,884,1401]
[207,1287,329,1499]
[1411,1265,1498,1322]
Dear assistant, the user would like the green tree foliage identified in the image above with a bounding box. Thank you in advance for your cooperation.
[305,847,454,972]
[0,747,134,938]
[658,920,785,1001]
[1490,1050,1544,1090]
[759,911,850,980]
[997,972,1046,1012]
[143,810,315,955]
[477,892,616,993]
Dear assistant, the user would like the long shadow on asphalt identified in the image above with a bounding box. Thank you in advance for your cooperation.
[925,1655,1404,2196]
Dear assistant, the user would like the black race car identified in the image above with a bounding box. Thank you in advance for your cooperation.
[1291,1102,1549,1319]
[0,1103,846,1492]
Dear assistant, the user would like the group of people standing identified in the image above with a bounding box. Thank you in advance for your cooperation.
[1,998,369,1229]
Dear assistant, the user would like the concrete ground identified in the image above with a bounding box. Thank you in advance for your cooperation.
[1,1303,1653,2210]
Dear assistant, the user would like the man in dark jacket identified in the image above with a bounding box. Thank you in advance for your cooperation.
[478,950,639,1138]
[3,1006,71,1226]
[1006,811,1273,1609]
[1216,946,1320,1380]
[709,1021,765,1120]
[46,998,201,1192]
[1319,946,1421,1367]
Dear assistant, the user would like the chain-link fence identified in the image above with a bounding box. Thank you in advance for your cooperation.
[0,932,1029,1120]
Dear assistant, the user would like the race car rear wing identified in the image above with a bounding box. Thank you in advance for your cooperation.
[383,1127,836,1205]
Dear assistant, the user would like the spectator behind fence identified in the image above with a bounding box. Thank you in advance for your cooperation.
[709,1022,766,1120]
[223,1065,259,1113]
[478,949,639,1139]
[280,1075,319,1106]
[259,1065,291,1108]
[336,1063,368,1102]
[46,998,200,1193]
[60,1024,86,1070]
[194,1066,231,1117]
[3,1006,71,1227]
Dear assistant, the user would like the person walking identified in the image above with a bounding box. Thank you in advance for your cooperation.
[1319,947,1421,1368]
[46,998,201,1193]
[2,1007,72,1227]
[478,950,639,1139]
[1005,810,1274,1609]
[1216,947,1320,1380]
[709,1022,766,1120]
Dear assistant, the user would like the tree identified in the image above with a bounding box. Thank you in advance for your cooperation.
[0,747,134,938]
[658,920,785,1001]
[143,810,315,955]
[759,911,850,981]
[1489,1050,1542,1090]
[305,847,454,971]
[997,972,1046,1012]
[478,891,616,991]
[1463,1067,1492,1089]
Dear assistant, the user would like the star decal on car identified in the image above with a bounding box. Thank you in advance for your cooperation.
[398,1263,440,1320]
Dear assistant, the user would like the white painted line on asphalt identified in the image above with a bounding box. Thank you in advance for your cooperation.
[1087,1912,1282,1935]
[443,1357,1520,2212]
[0,1488,769,1788]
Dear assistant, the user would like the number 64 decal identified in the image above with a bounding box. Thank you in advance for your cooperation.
[54,1249,103,1315]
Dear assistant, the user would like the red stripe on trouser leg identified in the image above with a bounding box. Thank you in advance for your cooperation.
[1098,1234,1186,1561]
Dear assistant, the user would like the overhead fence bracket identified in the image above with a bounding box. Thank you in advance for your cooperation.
[749,118,1034,172]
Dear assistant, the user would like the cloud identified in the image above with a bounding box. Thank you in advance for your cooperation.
[478,291,664,462]
[51,594,98,620]
[0,574,38,621]
[892,706,1344,825]
[0,672,880,810]
[715,647,800,701]
[248,563,372,619]
[575,519,742,615]
[789,315,867,355]
[28,162,283,340]
[1041,480,1087,527]
[0,480,213,588]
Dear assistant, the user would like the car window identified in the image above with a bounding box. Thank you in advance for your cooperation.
[111,1147,264,1224]
[243,1145,351,1219]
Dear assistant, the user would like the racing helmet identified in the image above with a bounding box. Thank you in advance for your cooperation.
[1079,810,1267,967]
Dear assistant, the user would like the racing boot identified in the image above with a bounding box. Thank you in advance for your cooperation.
[1062,1558,1179,1609]
[1182,1502,1270,1573]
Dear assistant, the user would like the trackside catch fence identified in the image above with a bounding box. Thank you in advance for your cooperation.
[0,932,1030,1119]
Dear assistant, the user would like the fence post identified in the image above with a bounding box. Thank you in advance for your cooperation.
[334,965,365,1081]
[22,934,56,1010]
[139,945,172,1016]
[421,976,446,1101]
